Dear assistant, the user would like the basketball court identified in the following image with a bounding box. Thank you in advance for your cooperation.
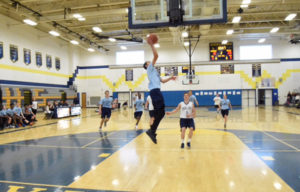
[0,0,300,191]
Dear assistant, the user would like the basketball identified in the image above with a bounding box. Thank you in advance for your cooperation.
[147,34,158,45]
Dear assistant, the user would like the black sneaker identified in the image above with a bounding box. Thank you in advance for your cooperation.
[181,143,184,148]
[187,142,191,148]
[146,129,157,144]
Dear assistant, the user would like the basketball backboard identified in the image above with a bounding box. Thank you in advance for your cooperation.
[182,74,199,85]
[128,0,227,29]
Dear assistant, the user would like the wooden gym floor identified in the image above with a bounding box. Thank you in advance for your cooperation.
[0,106,300,192]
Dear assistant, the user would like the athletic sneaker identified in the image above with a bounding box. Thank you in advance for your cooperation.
[187,142,191,148]
[146,129,157,144]
[181,143,184,148]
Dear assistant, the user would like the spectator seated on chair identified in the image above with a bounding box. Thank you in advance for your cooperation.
[0,104,12,130]
[62,100,69,107]
[31,98,38,115]
[13,103,29,127]
[44,101,54,119]
[23,104,35,125]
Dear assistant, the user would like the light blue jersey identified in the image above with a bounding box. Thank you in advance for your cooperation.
[13,107,22,116]
[0,110,7,116]
[220,99,230,110]
[99,97,113,108]
[6,109,14,116]
[189,95,197,105]
[147,63,161,90]
[135,99,144,112]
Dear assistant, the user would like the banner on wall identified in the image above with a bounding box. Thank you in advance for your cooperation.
[252,64,261,77]
[261,77,275,87]
[10,45,18,62]
[0,42,3,59]
[165,66,178,76]
[46,55,52,69]
[23,48,31,65]
[55,57,61,71]
[36,52,42,67]
[221,64,234,74]
[125,69,133,81]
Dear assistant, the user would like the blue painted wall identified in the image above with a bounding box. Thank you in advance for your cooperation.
[143,89,242,107]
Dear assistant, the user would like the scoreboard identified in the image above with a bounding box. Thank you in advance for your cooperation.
[210,42,233,61]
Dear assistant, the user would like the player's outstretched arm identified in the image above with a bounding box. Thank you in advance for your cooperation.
[149,43,158,66]
[166,104,181,115]
[160,76,177,83]
[145,100,149,109]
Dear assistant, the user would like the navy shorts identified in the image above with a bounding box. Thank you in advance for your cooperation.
[221,109,229,117]
[180,118,195,130]
[134,111,143,119]
[101,107,111,119]
[149,110,155,118]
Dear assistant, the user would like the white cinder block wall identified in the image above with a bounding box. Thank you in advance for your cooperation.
[1,14,300,104]
[76,40,300,103]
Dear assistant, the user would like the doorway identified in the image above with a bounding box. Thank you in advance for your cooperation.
[24,90,32,105]
[81,92,86,108]
[242,89,256,107]
[258,89,272,106]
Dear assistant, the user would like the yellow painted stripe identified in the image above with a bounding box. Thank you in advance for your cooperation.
[98,153,111,158]
[0,64,71,78]
[0,180,67,189]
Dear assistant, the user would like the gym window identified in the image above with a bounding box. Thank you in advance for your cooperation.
[240,45,272,60]
[116,50,144,65]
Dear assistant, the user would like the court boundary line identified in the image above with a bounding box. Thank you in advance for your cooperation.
[81,132,116,148]
[262,131,300,151]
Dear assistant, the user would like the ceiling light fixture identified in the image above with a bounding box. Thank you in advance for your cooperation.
[49,30,60,37]
[270,27,279,33]
[87,48,95,52]
[226,29,234,35]
[73,14,82,19]
[258,38,266,43]
[182,31,188,37]
[108,38,116,42]
[285,13,297,21]
[70,40,79,45]
[222,40,228,44]
[92,26,102,33]
[232,16,241,23]
[23,19,37,26]
[78,17,86,21]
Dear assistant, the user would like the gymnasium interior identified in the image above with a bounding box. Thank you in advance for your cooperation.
[0,0,300,191]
